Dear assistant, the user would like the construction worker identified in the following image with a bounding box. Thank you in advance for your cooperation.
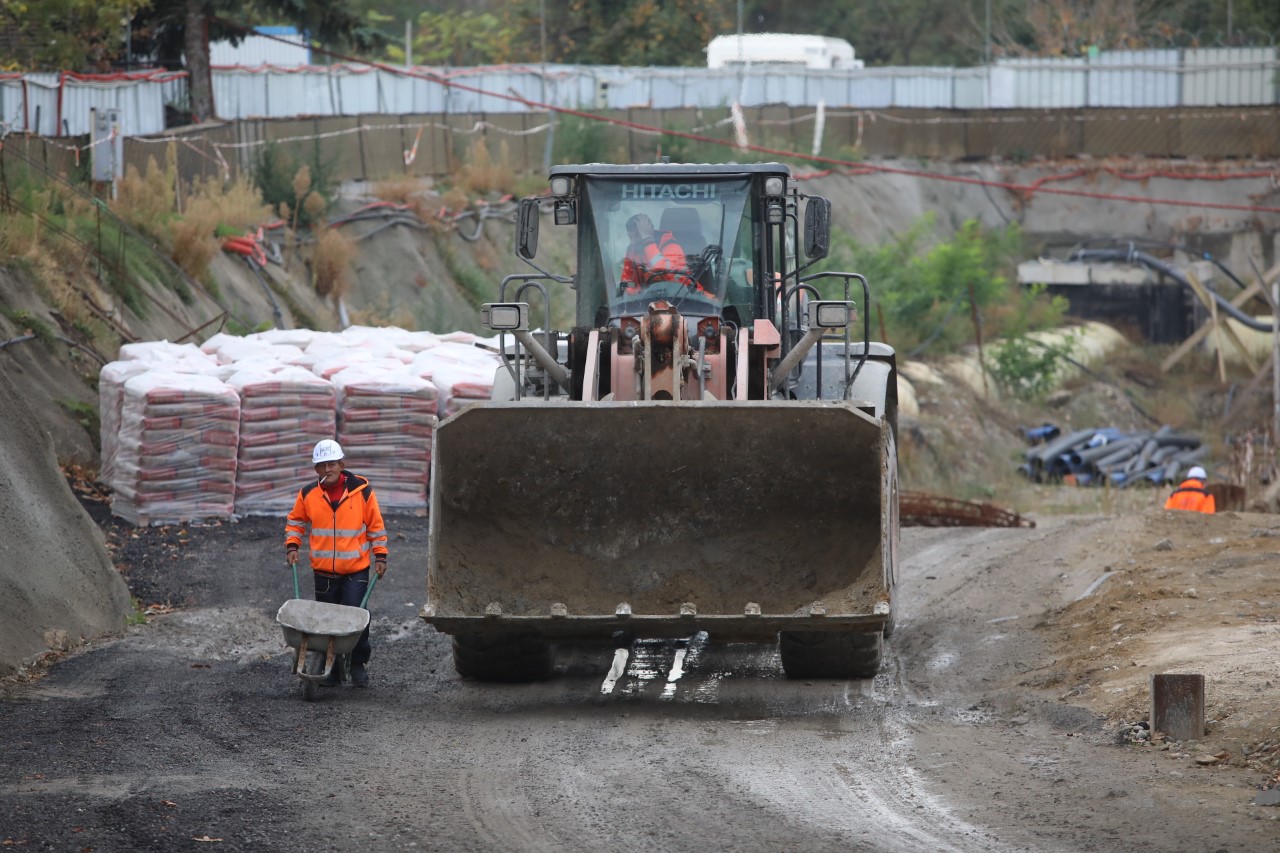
[285,439,389,686]
[621,212,692,294]
[1164,465,1216,514]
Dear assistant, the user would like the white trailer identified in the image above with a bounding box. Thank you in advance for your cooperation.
[706,33,863,70]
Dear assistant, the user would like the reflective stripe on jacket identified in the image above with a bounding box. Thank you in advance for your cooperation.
[1164,478,1216,514]
[285,470,389,574]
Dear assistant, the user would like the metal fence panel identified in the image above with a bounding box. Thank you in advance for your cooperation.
[1089,50,1179,108]
[1083,107,1174,157]
[951,69,989,109]
[1182,47,1277,107]
[330,69,390,115]
[358,114,407,182]
[848,72,895,108]
[991,58,1087,108]
[892,69,956,108]
[19,74,61,135]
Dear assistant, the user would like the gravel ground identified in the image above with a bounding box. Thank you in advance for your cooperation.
[3,494,1279,851]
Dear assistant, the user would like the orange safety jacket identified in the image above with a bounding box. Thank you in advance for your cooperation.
[285,470,389,574]
[1164,478,1215,514]
[622,232,696,294]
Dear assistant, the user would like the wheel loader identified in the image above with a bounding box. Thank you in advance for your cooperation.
[420,162,899,681]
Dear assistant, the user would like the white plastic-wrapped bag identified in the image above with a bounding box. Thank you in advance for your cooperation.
[333,366,438,512]
[227,365,337,516]
[410,341,501,417]
[111,370,240,525]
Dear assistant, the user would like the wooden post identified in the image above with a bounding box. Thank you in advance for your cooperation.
[1150,673,1204,741]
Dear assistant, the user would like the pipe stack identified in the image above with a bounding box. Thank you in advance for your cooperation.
[1019,425,1207,487]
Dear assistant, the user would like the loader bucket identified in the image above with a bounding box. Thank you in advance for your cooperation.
[424,400,896,641]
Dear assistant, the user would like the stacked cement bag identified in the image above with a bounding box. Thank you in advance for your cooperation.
[410,340,501,417]
[332,366,439,512]
[227,365,337,516]
[98,360,153,488]
[111,370,240,525]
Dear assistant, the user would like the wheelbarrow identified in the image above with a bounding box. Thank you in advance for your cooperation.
[276,563,378,701]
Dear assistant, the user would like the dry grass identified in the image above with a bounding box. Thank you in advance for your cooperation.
[371,177,435,221]
[311,226,356,300]
[456,138,514,196]
[112,155,176,239]
[170,175,274,278]
[27,253,115,362]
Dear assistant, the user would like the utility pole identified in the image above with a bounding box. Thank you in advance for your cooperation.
[984,0,991,65]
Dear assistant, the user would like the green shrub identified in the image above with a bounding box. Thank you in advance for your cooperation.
[252,141,334,227]
[822,216,1041,357]
[988,330,1078,401]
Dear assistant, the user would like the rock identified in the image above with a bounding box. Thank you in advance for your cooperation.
[1254,789,1280,806]
[1154,538,1175,551]
[1195,754,1220,766]
[1184,588,1198,599]
[1044,389,1072,407]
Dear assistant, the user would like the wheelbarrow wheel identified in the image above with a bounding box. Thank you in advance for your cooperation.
[303,651,324,702]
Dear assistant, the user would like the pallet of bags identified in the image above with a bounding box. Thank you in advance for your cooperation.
[410,341,502,418]
[227,365,337,516]
[111,370,240,525]
[98,360,154,488]
[332,366,438,514]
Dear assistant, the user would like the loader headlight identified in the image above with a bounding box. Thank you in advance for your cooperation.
[481,302,529,331]
[808,300,854,329]
[763,176,786,197]
[550,175,573,197]
[553,200,576,225]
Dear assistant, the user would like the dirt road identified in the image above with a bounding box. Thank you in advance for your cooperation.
[2,510,1277,851]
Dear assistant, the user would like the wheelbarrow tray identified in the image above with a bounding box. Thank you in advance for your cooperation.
[276,599,369,655]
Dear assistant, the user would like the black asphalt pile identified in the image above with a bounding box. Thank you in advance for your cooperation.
[1018,424,1207,487]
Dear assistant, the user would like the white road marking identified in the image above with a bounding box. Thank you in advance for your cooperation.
[599,648,630,694]
[659,647,688,699]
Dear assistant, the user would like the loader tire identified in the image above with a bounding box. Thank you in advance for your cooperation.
[452,632,554,682]
[778,630,883,679]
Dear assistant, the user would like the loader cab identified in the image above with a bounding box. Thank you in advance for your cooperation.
[536,164,795,331]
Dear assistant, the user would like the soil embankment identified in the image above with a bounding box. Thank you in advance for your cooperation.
[0,367,131,674]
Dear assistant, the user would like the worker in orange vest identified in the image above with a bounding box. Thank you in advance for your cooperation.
[1164,465,1215,514]
[285,439,389,686]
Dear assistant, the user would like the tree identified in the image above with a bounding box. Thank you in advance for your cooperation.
[124,0,383,122]
[498,0,736,67]
[0,0,144,71]
[384,10,516,67]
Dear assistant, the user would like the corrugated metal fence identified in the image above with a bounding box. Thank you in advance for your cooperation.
[10,103,1280,191]
[1,48,1277,139]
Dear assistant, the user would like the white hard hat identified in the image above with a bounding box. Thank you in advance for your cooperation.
[1187,465,1206,480]
[312,439,344,464]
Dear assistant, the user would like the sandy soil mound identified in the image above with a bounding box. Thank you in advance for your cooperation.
[1015,510,1280,776]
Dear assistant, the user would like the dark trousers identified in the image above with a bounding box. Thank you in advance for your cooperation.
[314,568,372,665]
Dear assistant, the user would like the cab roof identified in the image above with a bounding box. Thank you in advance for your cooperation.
[548,162,791,179]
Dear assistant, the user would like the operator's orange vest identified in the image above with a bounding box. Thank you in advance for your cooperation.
[1164,478,1215,514]
[286,471,389,574]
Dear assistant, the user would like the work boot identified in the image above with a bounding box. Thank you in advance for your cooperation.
[351,662,369,688]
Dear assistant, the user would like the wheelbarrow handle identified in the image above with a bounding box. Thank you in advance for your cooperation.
[359,569,379,610]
